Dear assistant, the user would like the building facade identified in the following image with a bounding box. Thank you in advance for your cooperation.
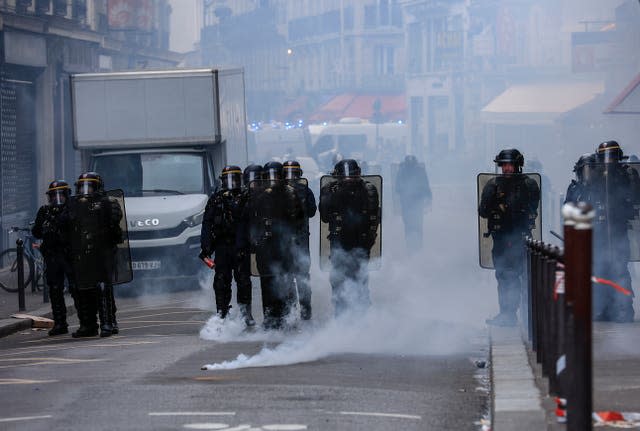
[0,0,180,249]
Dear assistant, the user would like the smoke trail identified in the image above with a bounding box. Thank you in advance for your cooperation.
[199,173,495,370]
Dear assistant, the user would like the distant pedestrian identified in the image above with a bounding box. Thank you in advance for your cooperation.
[395,155,431,252]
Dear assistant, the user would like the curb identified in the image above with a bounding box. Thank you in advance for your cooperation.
[0,304,76,339]
[490,326,546,430]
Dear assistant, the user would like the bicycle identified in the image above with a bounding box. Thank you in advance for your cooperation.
[0,225,46,293]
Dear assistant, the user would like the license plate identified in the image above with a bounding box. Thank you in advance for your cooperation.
[132,260,161,270]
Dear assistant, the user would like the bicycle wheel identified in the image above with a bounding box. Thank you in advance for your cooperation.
[0,248,34,293]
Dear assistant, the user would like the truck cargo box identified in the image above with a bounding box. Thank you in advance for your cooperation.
[71,68,247,166]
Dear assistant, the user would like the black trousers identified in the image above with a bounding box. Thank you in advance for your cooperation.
[213,245,252,313]
[44,254,77,326]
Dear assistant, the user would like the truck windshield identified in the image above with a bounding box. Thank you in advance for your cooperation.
[93,153,205,197]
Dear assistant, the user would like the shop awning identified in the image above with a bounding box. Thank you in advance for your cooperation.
[310,93,405,123]
[604,73,640,114]
[481,82,604,125]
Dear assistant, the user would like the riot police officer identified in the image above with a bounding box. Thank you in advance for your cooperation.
[565,153,595,204]
[32,180,76,336]
[479,149,540,327]
[68,172,123,337]
[283,160,317,320]
[586,141,638,322]
[319,159,380,316]
[394,155,432,252]
[245,161,303,329]
[200,166,255,326]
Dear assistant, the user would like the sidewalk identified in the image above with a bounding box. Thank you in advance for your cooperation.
[490,321,640,430]
[0,285,74,337]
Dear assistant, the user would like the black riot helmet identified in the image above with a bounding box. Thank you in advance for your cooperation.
[220,165,242,190]
[76,172,103,196]
[283,160,303,179]
[263,161,283,181]
[333,159,361,177]
[494,148,524,173]
[243,164,263,185]
[573,153,596,183]
[46,180,71,206]
[596,140,624,164]
[404,154,418,165]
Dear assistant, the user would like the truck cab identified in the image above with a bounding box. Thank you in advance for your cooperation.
[91,148,216,280]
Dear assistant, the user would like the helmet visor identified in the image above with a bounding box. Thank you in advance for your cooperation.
[266,169,281,181]
[77,181,96,195]
[284,166,301,180]
[598,149,621,164]
[245,171,261,184]
[222,172,242,190]
[47,189,67,206]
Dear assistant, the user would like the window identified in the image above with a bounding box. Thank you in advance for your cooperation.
[343,6,354,31]
[408,24,423,73]
[375,46,395,76]
[93,153,205,197]
[364,5,376,28]
[379,0,389,26]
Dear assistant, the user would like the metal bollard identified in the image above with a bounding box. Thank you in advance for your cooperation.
[546,246,559,395]
[555,255,567,409]
[525,237,534,343]
[534,240,545,364]
[16,239,25,312]
[563,202,594,431]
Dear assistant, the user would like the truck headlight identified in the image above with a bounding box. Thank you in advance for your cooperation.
[183,209,205,227]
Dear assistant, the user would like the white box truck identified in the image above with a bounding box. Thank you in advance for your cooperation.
[70,68,248,289]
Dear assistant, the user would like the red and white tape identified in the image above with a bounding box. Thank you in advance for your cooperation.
[593,411,640,426]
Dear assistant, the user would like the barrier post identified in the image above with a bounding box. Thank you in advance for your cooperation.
[16,239,25,312]
[563,202,593,431]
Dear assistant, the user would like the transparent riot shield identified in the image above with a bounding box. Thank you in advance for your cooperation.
[106,189,133,284]
[628,162,640,261]
[477,173,542,269]
[319,175,383,271]
[589,162,640,262]
[69,189,132,289]
[248,178,308,277]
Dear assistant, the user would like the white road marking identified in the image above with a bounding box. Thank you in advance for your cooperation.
[182,424,229,430]
[124,310,204,320]
[0,358,105,369]
[339,411,422,420]
[149,412,236,416]
[116,320,206,324]
[262,425,308,430]
[0,378,58,385]
[119,322,204,331]
[0,415,52,423]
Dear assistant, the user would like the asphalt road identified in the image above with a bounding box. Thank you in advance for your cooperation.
[0,289,489,431]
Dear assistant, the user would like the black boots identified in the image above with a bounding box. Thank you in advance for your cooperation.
[98,283,115,337]
[238,303,256,327]
[72,325,98,338]
[72,289,98,338]
[49,324,68,336]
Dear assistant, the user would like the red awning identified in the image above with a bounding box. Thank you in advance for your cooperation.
[310,93,405,122]
[605,72,640,114]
